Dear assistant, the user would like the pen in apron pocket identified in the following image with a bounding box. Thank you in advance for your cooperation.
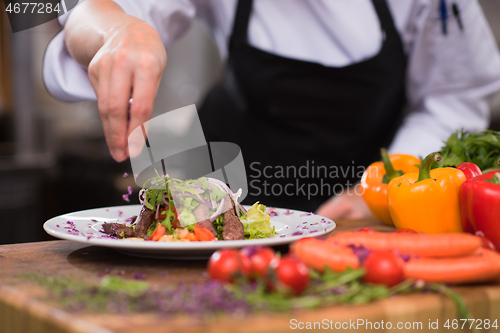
[440,0,448,35]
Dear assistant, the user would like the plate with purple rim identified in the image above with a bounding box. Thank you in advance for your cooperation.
[43,205,336,259]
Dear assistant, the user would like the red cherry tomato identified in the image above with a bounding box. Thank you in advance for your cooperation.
[249,247,276,277]
[362,251,405,287]
[208,249,251,283]
[357,228,377,233]
[393,228,418,234]
[268,257,309,295]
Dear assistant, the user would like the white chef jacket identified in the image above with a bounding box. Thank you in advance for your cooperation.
[43,0,500,157]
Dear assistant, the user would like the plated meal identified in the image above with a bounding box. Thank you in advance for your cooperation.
[101,176,276,242]
[43,175,336,258]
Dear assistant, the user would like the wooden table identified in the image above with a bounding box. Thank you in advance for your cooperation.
[1,218,499,333]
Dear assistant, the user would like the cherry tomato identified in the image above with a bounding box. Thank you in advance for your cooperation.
[393,228,418,234]
[357,228,377,233]
[208,249,251,283]
[362,251,405,287]
[268,256,309,295]
[249,247,276,277]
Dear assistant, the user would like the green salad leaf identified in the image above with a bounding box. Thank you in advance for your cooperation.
[178,209,197,228]
[240,202,277,239]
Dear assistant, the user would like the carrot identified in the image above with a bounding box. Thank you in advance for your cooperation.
[404,248,500,284]
[185,232,199,242]
[151,223,166,241]
[329,232,481,258]
[291,238,359,272]
[194,224,216,241]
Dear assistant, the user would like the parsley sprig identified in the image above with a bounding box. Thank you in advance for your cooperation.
[435,129,500,171]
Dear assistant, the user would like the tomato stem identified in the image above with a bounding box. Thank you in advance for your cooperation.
[417,153,442,182]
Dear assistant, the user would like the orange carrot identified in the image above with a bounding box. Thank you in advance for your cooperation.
[194,224,216,242]
[185,232,199,242]
[151,223,166,241]
[291,238,359,272]
[404,248,500,284]
[329,232,481,258]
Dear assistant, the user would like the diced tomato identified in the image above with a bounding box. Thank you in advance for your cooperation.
[151,223,166,241]
[194,224,216,241]
[185,232,199,242]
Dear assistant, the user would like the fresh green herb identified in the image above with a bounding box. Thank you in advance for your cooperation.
[100,276,149,297]
[213,215,224,240]
[18,269,471,322]
[435,129,500,170]
[230,267,471,322]
[146,220,158,238]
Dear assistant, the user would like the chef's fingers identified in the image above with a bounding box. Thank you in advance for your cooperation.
[316,195,351,220]
[316,190,372,220]
[127,60,163,158]
[90,50,132,162]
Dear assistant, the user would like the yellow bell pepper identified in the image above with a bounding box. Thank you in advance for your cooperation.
[361,149,420,226]
[387,153,466,234]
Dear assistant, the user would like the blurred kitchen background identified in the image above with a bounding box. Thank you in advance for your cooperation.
[0,1,499,244]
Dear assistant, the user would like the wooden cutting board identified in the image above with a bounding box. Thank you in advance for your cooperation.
[1,218,499,333]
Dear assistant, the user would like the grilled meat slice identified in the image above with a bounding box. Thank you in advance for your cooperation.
[134,205,155,238]
[194,203,218,237]
[102,223,135,238]
[221,196,244,240]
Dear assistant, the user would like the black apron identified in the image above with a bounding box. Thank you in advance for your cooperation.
[199,0,407,212]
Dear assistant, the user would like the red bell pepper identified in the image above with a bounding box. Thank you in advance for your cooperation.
[457,162,482,180]
[459,171,500,250]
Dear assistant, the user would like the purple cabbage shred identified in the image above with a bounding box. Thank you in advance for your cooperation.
[346,244,372,263]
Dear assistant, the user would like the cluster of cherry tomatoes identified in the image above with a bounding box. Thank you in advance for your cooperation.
[207,247,310,295]
[208,227,497,293]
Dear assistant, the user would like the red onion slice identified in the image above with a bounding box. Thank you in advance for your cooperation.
[138,189,146,205]
[210,196,225,222]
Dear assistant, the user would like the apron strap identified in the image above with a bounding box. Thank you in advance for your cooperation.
[371,0,400,39]
[229,0,401,49]
[229,0,254,48]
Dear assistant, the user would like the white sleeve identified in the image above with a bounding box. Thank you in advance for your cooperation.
[43,0,197,102]
[388,0,500,157]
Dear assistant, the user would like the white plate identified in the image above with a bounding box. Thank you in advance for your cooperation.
[43,205,336,259]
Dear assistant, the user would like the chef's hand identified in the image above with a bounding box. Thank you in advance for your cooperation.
[88,22,166,162]
[65,0,167,162]
[316,188,373,220]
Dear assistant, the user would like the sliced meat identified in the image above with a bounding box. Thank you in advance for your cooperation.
[221,197,244,240]
[134,205,155,238]
[194,203,217,237]
[102,223,135,238]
